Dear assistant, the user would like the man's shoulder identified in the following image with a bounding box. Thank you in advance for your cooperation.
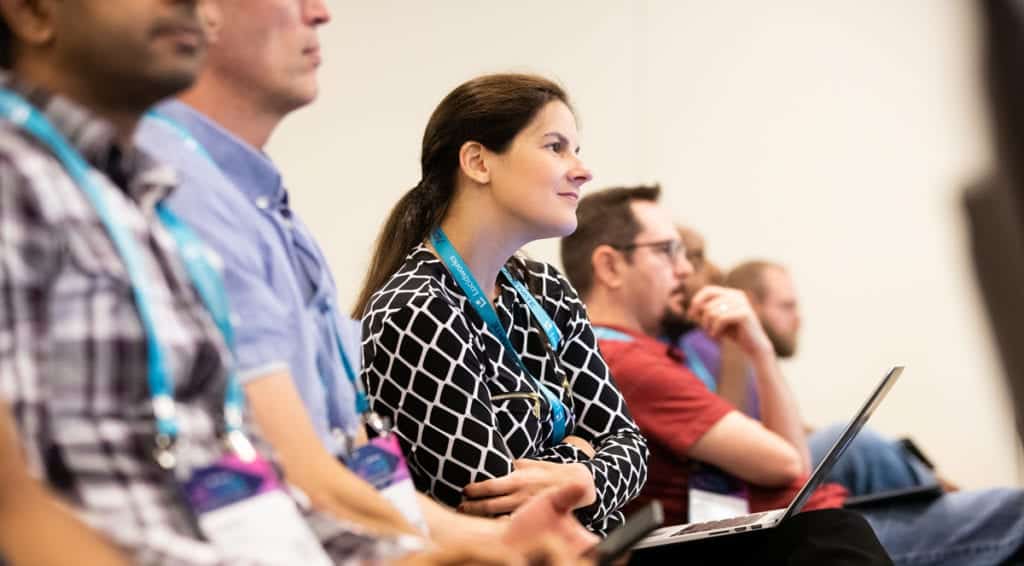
[0,125,86,218]
[136,117,243,207]
[137,123,266,247]
[0,123,60,173]
[598,335,663,369]
[599,334,702,384]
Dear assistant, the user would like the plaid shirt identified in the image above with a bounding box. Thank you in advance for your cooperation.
[0,74,411,565]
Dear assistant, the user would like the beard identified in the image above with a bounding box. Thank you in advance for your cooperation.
[764,324,798,358]
[661,306,695,342]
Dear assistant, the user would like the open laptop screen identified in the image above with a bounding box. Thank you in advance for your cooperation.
[781,366,904,520]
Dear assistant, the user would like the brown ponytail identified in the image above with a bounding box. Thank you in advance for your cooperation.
[352,73,571,317]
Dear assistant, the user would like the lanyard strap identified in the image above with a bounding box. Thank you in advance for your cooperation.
[146,109,215,163]
[500,270,562,350]
[0,90,244,451]
[147,111,371,422]
[156,206,246,430]
[430,228,568,443]
[592,326,635,343]
[329,307,370,415]
[681,340,718,393]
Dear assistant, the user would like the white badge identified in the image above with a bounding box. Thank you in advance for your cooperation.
[688,463,749,523]
[347,434,428,534]
[182,453,333,565]
[689,487,750,523]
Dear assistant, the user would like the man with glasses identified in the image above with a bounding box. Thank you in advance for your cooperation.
[560,185,1024,565]
[558,185,892,564]
[560,186,813,522]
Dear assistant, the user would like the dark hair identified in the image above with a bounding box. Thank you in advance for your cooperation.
[352,73,571,316]
[559,185,662,300]
[725,260,784,302]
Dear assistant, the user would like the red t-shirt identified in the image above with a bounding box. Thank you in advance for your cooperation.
[595,325,845,525]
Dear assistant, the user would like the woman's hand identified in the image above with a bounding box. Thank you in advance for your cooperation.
[459,460,596,517]
[403,483,601,566]
[562,435,596,458]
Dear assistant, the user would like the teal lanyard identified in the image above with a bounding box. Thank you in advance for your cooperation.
[330,307,370,414]
[0,90,246,463]
[145,110,214,162]
[147,110,370,420]
[681,341,718,393]
[430,228,568,443]
[593,325,718,392]
[592,326,635,343]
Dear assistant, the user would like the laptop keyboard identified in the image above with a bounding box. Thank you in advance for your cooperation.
[669,511,773,537]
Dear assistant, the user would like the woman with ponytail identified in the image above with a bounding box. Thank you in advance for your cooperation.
[356,74,648,535]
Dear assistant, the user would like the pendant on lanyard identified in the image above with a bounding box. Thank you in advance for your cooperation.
[430,228,569,444]
[0,91,251,468]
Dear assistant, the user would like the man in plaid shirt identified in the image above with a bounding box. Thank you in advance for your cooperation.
[0,1,411,564]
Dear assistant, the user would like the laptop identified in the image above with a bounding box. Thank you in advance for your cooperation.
[843,437,943,508]
[843,482,941,509]
[633,365,904,550]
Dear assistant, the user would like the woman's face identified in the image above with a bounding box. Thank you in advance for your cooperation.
[486,101,593,240]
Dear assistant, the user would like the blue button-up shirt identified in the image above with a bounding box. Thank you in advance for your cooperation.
[136,100,360,451]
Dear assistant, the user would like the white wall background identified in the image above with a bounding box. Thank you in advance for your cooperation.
[268,1,1023,487]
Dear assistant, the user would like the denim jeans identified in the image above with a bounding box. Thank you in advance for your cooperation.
[809,423,1024,565]
[858,488,1024,565]
[809,423,934,496]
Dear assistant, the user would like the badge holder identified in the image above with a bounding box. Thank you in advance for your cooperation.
[331,315,429,535]
[152,431,328,565]
[341,413,429,534]
[688,462,750,523]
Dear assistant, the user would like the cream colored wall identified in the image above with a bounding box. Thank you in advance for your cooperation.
[268,1,1023,487]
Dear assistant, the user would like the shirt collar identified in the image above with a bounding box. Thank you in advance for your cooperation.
[0,71,175,206]
[155,99,285,207]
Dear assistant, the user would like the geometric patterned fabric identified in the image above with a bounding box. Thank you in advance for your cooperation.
[362,245,648,534]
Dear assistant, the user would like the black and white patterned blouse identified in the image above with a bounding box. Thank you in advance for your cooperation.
[361,245,648,533]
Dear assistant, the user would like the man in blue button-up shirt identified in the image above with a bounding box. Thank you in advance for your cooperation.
[135,0,599,558]
[140,99,362,455]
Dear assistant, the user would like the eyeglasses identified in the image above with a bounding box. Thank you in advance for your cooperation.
[613,239,685,261]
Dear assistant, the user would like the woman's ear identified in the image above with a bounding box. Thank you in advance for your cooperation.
[458,141,491,185]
